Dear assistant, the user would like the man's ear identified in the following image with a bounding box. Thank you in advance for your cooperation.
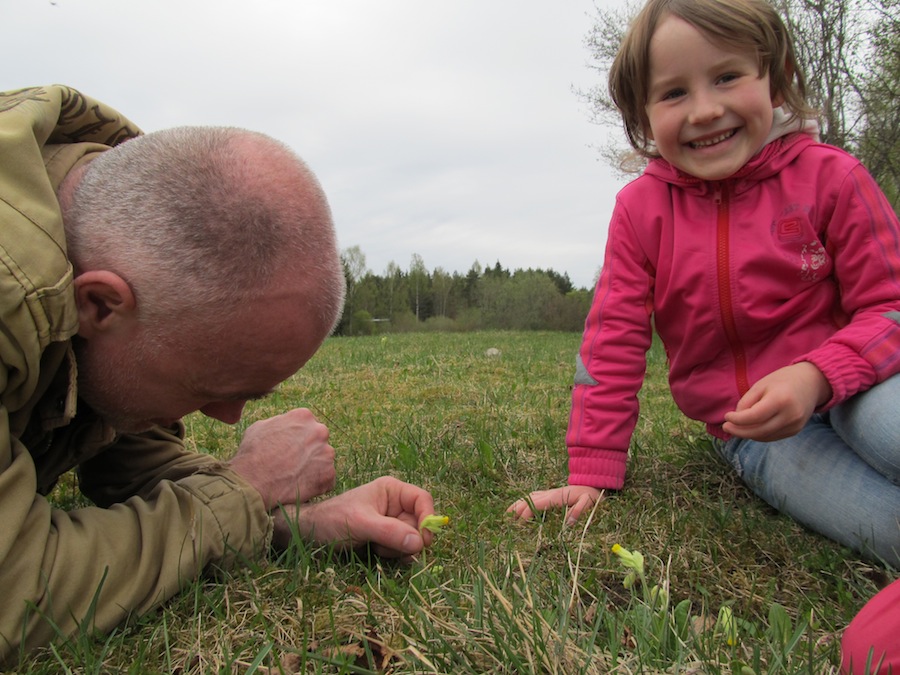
[73,271,137,338]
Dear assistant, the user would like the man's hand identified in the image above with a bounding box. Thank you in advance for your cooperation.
[722,362,831,441]
[507,485,603,525]
[271,476,437,558]
[229,408,336,510]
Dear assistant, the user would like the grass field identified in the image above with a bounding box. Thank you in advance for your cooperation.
[25,331,895,673]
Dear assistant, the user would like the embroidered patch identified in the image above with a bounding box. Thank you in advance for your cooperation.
[799,239,827,281]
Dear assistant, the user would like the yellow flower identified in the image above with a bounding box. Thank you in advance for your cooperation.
[420,514,450,534]
[716,605,739,646]
[611,544,645,589]
[611,544,642,567]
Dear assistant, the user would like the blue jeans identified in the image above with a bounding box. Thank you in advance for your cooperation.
[715,374,900,568]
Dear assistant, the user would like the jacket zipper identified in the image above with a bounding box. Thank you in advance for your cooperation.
[714,183,750,396]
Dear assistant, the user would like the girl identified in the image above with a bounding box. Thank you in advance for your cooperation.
[510,1,900,666]
[508,0,900,568]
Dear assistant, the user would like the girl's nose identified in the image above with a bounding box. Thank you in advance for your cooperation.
[688,92,725,125]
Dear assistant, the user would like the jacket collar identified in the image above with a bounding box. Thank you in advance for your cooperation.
[644,110,821,194]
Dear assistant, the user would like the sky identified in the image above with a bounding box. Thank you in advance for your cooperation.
[5,0,631,290]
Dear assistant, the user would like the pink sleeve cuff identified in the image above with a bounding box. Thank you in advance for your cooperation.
[568,446,627,490]
[794,344,876,410]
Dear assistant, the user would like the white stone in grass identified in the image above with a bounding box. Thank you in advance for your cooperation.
[485,347,502,358]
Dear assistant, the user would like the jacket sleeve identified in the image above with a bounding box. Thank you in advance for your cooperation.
[794,162,900,407]
[0,402,273,662]
[567,200,655,490]
[0,85,271,661]
[78,422,238,504]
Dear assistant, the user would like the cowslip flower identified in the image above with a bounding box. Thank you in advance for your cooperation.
[716,605,739,646]
[649,583,669,607]
[420,514,449,534]
[611,543,645,589]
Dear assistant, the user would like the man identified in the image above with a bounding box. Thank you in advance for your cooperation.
[0,85,435,662]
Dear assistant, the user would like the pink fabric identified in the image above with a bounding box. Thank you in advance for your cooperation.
[568,133,900,489]
[842,578,900,674]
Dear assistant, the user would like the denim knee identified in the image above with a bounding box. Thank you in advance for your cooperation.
[831,374,900,484]
[710,421,900,567]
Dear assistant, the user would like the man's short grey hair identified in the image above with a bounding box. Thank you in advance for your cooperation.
[64,126,345,337]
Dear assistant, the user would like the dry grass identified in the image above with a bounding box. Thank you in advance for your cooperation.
[26,331,893,674]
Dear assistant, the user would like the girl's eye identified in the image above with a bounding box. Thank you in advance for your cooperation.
[718,73,740,84]
[662,88,686,101]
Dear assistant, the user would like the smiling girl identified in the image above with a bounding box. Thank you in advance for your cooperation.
[509,0,900,663]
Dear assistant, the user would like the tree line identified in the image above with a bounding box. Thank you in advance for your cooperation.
[336,247,594,335]
[337,0,899,337]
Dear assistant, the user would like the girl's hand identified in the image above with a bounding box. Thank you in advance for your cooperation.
[722,362,831,441]
[506,485,603,525]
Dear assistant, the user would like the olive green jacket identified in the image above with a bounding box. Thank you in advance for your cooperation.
[0,86,272,662]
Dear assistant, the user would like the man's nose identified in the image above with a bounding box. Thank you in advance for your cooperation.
[199,400,247,424]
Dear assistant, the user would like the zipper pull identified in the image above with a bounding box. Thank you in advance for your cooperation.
[713,182,723,204]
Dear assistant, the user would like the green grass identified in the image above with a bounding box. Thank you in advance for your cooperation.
[25,331,894,673]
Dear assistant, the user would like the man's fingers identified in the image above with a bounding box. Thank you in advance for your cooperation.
[371,476,435,521]
[366,519,424,558]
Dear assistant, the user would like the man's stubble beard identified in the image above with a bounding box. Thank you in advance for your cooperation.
[71,334,158,434]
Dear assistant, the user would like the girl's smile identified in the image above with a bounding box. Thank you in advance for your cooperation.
[688,128,737,149]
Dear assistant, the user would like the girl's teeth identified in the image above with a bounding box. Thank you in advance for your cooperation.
[691,130,735,148]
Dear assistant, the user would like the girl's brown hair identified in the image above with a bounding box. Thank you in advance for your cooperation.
[609,0,816,158]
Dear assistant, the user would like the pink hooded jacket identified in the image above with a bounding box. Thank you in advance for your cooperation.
[568,132,900,490]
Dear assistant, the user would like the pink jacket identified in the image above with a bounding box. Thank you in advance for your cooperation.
[568,133,900,490]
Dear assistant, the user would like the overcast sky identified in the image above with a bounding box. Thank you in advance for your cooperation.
[6,0,631,290]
